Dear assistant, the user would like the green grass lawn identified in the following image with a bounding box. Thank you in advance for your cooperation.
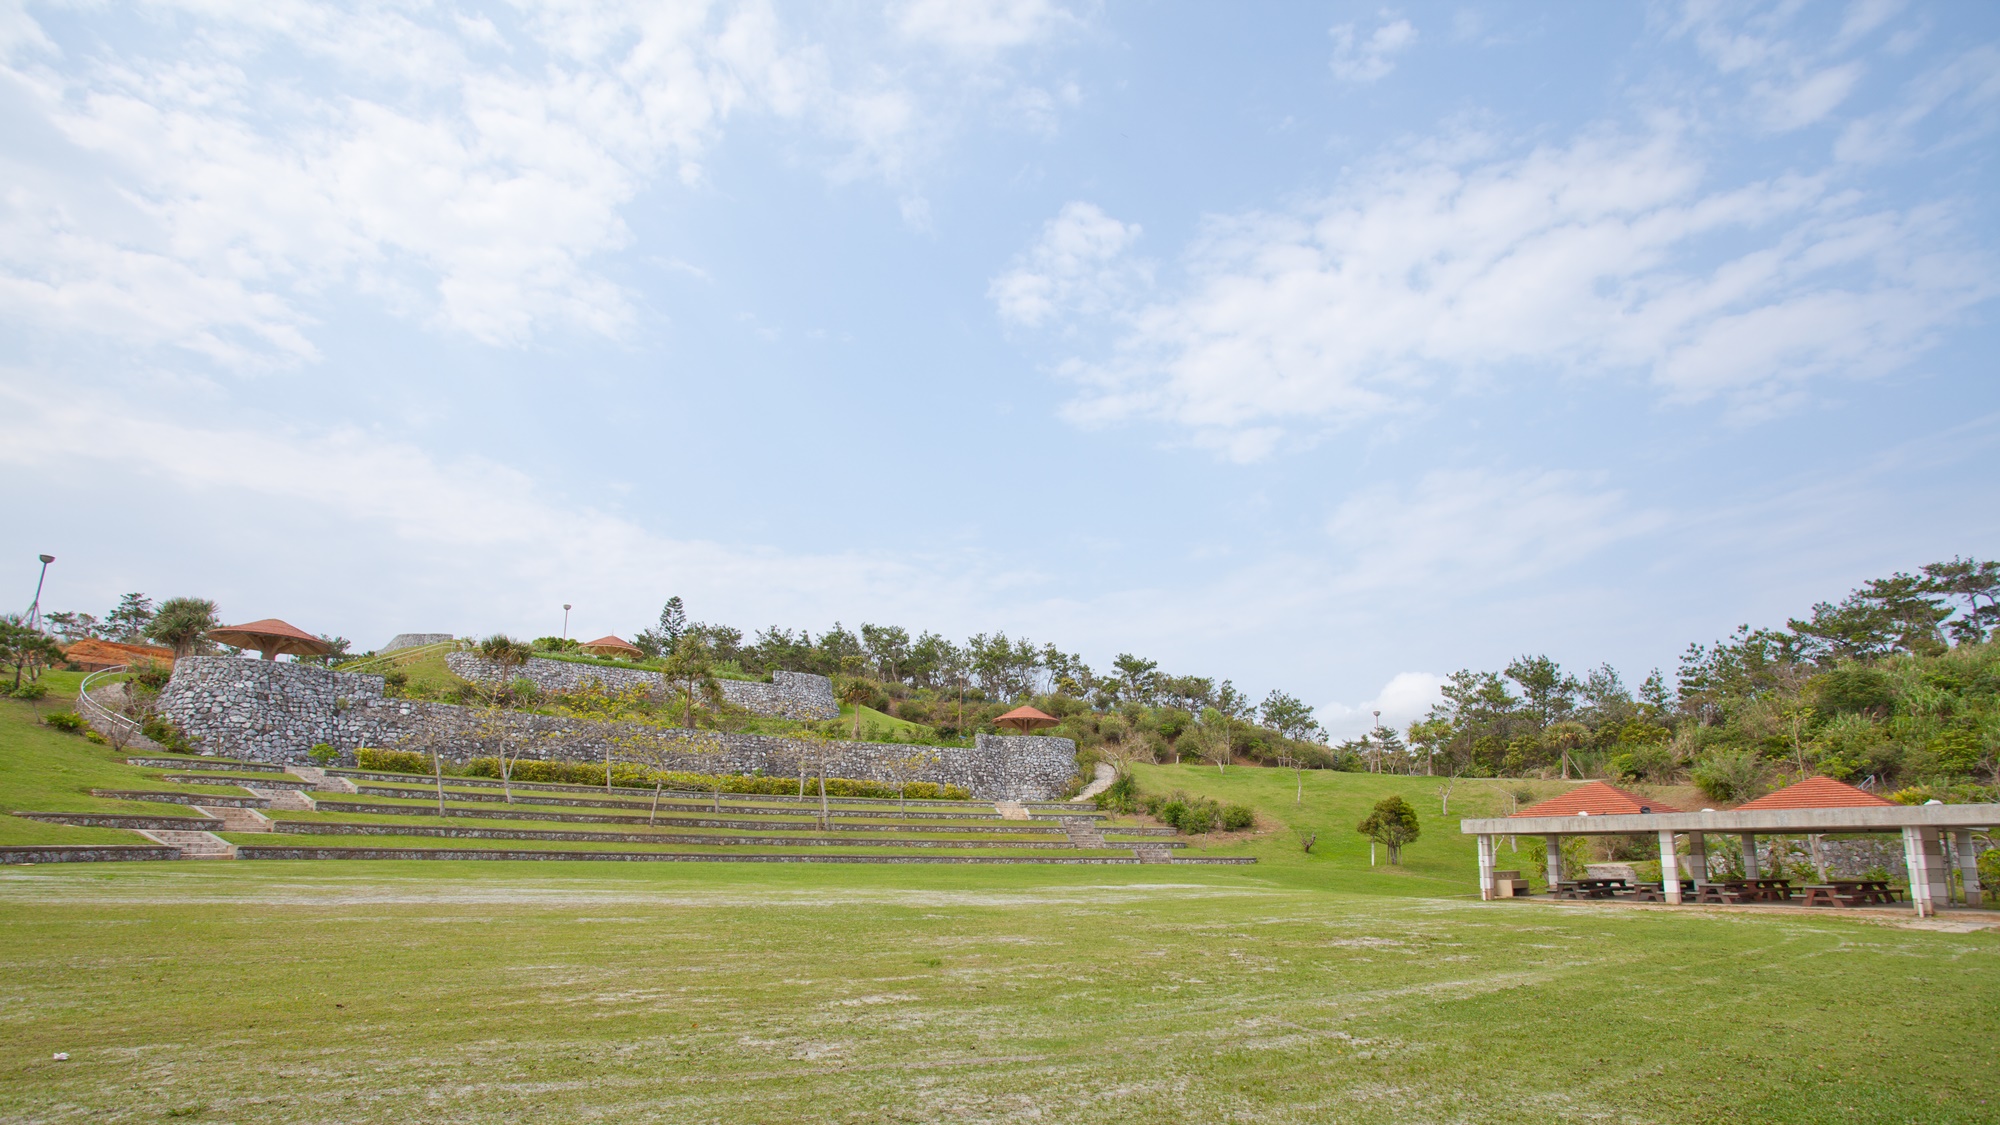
[4,683,1998,1121]
[0,862,1992,1124]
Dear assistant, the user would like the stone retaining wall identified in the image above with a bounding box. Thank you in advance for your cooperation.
[0,845,183,864]
[156,657,1076,799]
[234,846,1241,864]
[445,654,838,720]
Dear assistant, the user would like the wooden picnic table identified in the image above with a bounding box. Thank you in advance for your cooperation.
[1554,878,1628,900]
[1802,881,1900,908]
[1706,878,1793,903]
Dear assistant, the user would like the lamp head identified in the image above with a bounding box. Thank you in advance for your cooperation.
[38,554,54,564]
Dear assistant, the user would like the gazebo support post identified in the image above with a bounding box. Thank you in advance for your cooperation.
[1658,831,1683,905]
[1543,834,1562,895]
[1950,830,1982,907]
[1687,833,1709,887]
[1476,834,1498,901]
[1739,833,1760,879]
[1902,826,1948,918]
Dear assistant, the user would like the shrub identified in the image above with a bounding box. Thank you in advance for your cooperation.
[1221,803,1254,831]
[1094,772,1139,814]
[309,743,340,766]
[141,715,197,754]
[12,682,48,701]
[1692,749,1768,804]
[382,670,409,689]
[128,660,171,691]
[356,747,433,774]
[43,710,87,734]
[1144,790,1223,834]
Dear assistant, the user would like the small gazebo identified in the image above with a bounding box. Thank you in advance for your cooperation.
[205,618,335,661]
[578,635,644,659]
[994,705,1058,734]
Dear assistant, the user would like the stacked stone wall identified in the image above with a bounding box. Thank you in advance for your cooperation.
[446,654,837,720]
[156,657,1073,800]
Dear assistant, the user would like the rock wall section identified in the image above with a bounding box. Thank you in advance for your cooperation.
[155,657,1073,800]
[381,633,453,653]
[446,653,838,721]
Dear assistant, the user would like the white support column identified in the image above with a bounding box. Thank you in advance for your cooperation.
[1739,834,1760,879]
[1544,834,1563,894]
[1902,826,1948,918]
[1477,834,1498,901]
[1687,833,1710,887]
[1659,830,1682,905]
[1951,830,1982,908]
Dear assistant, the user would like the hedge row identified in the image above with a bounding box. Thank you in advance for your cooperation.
[350,748,970,800]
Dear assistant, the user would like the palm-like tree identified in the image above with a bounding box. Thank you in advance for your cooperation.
[145,597,219,659]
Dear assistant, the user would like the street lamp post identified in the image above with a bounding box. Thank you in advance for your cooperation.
[562,604,572,640]
[1372,709,1381,773]
[24,554,53,633]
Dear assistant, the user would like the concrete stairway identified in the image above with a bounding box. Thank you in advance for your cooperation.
[194,805,273,833]
[138,830,236,858]
[287,766,358,793]
[995,801,1031,820]
[248,787,317,811]
[1060,817,1107,848]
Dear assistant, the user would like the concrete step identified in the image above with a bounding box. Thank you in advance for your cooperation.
[194,805,273,833]
[1060,816,1107,847]
[247,787,317,812]
[995,801,1031,820]
[137,830,236,858]
[287,766,357,793]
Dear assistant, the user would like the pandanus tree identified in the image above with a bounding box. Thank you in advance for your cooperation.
[145,597,219,658]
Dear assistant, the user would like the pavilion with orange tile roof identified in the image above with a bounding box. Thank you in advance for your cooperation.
[1460,775,1996,916]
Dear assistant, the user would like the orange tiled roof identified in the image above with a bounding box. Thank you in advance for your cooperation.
[1512,780,1681,818]
[1734,776,1894,810]
[578,635,643,656]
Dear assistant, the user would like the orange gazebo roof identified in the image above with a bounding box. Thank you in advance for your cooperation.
[206,618,333,659]
[578,635,644,658]
[994,705,1058,733]
[1734,776,1894,811]
[1511,781,1681,818]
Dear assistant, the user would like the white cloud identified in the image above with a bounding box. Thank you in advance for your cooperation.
[896,0,1073,52]
[0,0,1079,363]
[1318,671,1445,739]
[1326,468,1665,595]
[1027,129,1988,452]
[1835,44,2000,163]
[1329,13,1417,83]
[988,201,1144,329]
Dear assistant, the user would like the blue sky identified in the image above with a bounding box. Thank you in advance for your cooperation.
[4,1,1997,735]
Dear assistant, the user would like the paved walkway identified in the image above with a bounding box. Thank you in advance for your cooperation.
[1069,762,1117,803]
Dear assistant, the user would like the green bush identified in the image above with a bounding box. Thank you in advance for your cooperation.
[356,747,433,774]
[309,743,340,766]
[1144,790,1223,834]
[129,660,171,691]
[43,710,87,734]
[12,682,48,701]
[1221,803,1254,831]
[141,715,197,754]
[1094,772,1139,814]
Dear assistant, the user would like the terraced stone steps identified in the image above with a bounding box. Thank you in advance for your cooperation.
[247,787,317,811]
[306,801,1094,834]
[1060,817,1107,848]
[124,757,284,773]
[15,812,226,832]
[287,766,357,793]
[138,830,235,858]
[325,769,1088,812]
[92,789,270,808]
[231,846,1253,865]
[194,805,274,832]
[162,774,319,790]
[259,821,1185,849]
[342,783,1091,821]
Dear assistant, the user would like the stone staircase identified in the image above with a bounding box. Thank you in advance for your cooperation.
[994,801,1031,821]
[1060,817,1107,848]
[287,766,358,793]
[137,830,237,858]
[1069,762,1117,803]
[194,805,273,833]
[247,787,317,811]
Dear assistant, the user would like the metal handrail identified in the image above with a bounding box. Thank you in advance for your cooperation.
[76,665,146,741]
